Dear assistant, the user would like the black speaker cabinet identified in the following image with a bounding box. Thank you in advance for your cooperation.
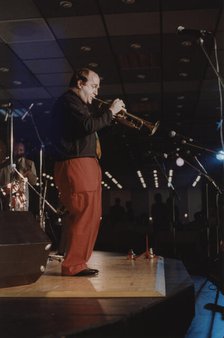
[0,211,52,288]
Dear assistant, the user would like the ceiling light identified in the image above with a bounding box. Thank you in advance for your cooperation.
[105,171,112,178]
[179,72,188,77]
[181,41,192,47]
[80,46,92,52]
[179,58,190,63]
[137,170,144,178]
[140,97,149,102]
[36,102,43,106]
[169,169,173,177]
[112,178,118,184]
[88,62,98,68]
[13,80,22,85]
[137,74,146,79]
[122,0,135,4]
[0,67,9,72]
[177,95,185,100]
[177,104,183,108]
[59,1,73,8]
[130,43,141,49]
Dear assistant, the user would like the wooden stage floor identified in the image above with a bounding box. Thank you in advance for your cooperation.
[0,251,195,337]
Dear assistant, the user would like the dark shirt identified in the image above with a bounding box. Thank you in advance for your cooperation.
[51,90,113,161]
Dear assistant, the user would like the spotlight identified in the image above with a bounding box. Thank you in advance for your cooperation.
[176,157,184,167]
[216,150,224,161]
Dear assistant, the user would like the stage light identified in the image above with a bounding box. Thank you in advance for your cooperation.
[192,175,201,187]
[216,150,224,161]
[176,157,184,166]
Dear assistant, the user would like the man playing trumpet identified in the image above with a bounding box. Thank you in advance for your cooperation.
[51,68,124,276]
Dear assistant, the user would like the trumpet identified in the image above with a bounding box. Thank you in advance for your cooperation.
[93,97,160,136]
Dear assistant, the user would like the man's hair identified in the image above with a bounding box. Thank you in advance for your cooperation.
[69,68,92,88]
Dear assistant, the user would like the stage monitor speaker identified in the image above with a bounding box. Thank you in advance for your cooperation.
[0,211,52,288]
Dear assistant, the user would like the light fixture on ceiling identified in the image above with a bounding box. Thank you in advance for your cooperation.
[137,74,146,79]
[179,57,190,63]
[130,43,141,49]
[177,104,183,108]
[168,169,173,187]
[101,181,111,190]
[179,72,188,77]
[0,67,9,72]
[137,170,147,189]
[88,62,98,68]
[122,0,135,4]
[80,46,92,52]
[177,95,185,100]
[192,175,201,187]
[105,171,123,189]
[181,41,192,47]
[140,97,149,102]
[13,80,22,85]
[59,1,73,8]
[153,169,159,189]
[36,102,43,106]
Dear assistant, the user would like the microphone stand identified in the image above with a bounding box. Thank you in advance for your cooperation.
[23,107,56,230]
[9,106,13,210]
[4,103,15,211]
[195,155,222,262]
[182,141,222,252]
[152,154,180,257]
[181,156,222,264]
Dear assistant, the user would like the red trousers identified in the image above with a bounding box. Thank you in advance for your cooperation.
[54,158,102,275]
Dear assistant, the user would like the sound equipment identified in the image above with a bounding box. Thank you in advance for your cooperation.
[0,211,51,288]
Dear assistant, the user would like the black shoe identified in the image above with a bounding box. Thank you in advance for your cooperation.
[74,268,99,276]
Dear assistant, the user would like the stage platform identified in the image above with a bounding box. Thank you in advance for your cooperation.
[0,251,195,337]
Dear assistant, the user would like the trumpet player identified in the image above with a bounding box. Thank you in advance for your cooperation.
[51,68,124,277]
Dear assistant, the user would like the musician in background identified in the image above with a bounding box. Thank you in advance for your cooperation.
[0,141,37,211]
[51,68,124,276]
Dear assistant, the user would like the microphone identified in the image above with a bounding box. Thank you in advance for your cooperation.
[169,130,194,142]
[177,26,211,38]
[21,103,34,121]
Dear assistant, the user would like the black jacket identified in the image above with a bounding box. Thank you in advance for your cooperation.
[51,90,113,161]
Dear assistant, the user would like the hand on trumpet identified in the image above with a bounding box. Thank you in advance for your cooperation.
[109,98,126,117]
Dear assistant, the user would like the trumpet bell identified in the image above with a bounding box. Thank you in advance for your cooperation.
[148,120,160,136]
[116,110,160,136]
[93,97,159,136]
